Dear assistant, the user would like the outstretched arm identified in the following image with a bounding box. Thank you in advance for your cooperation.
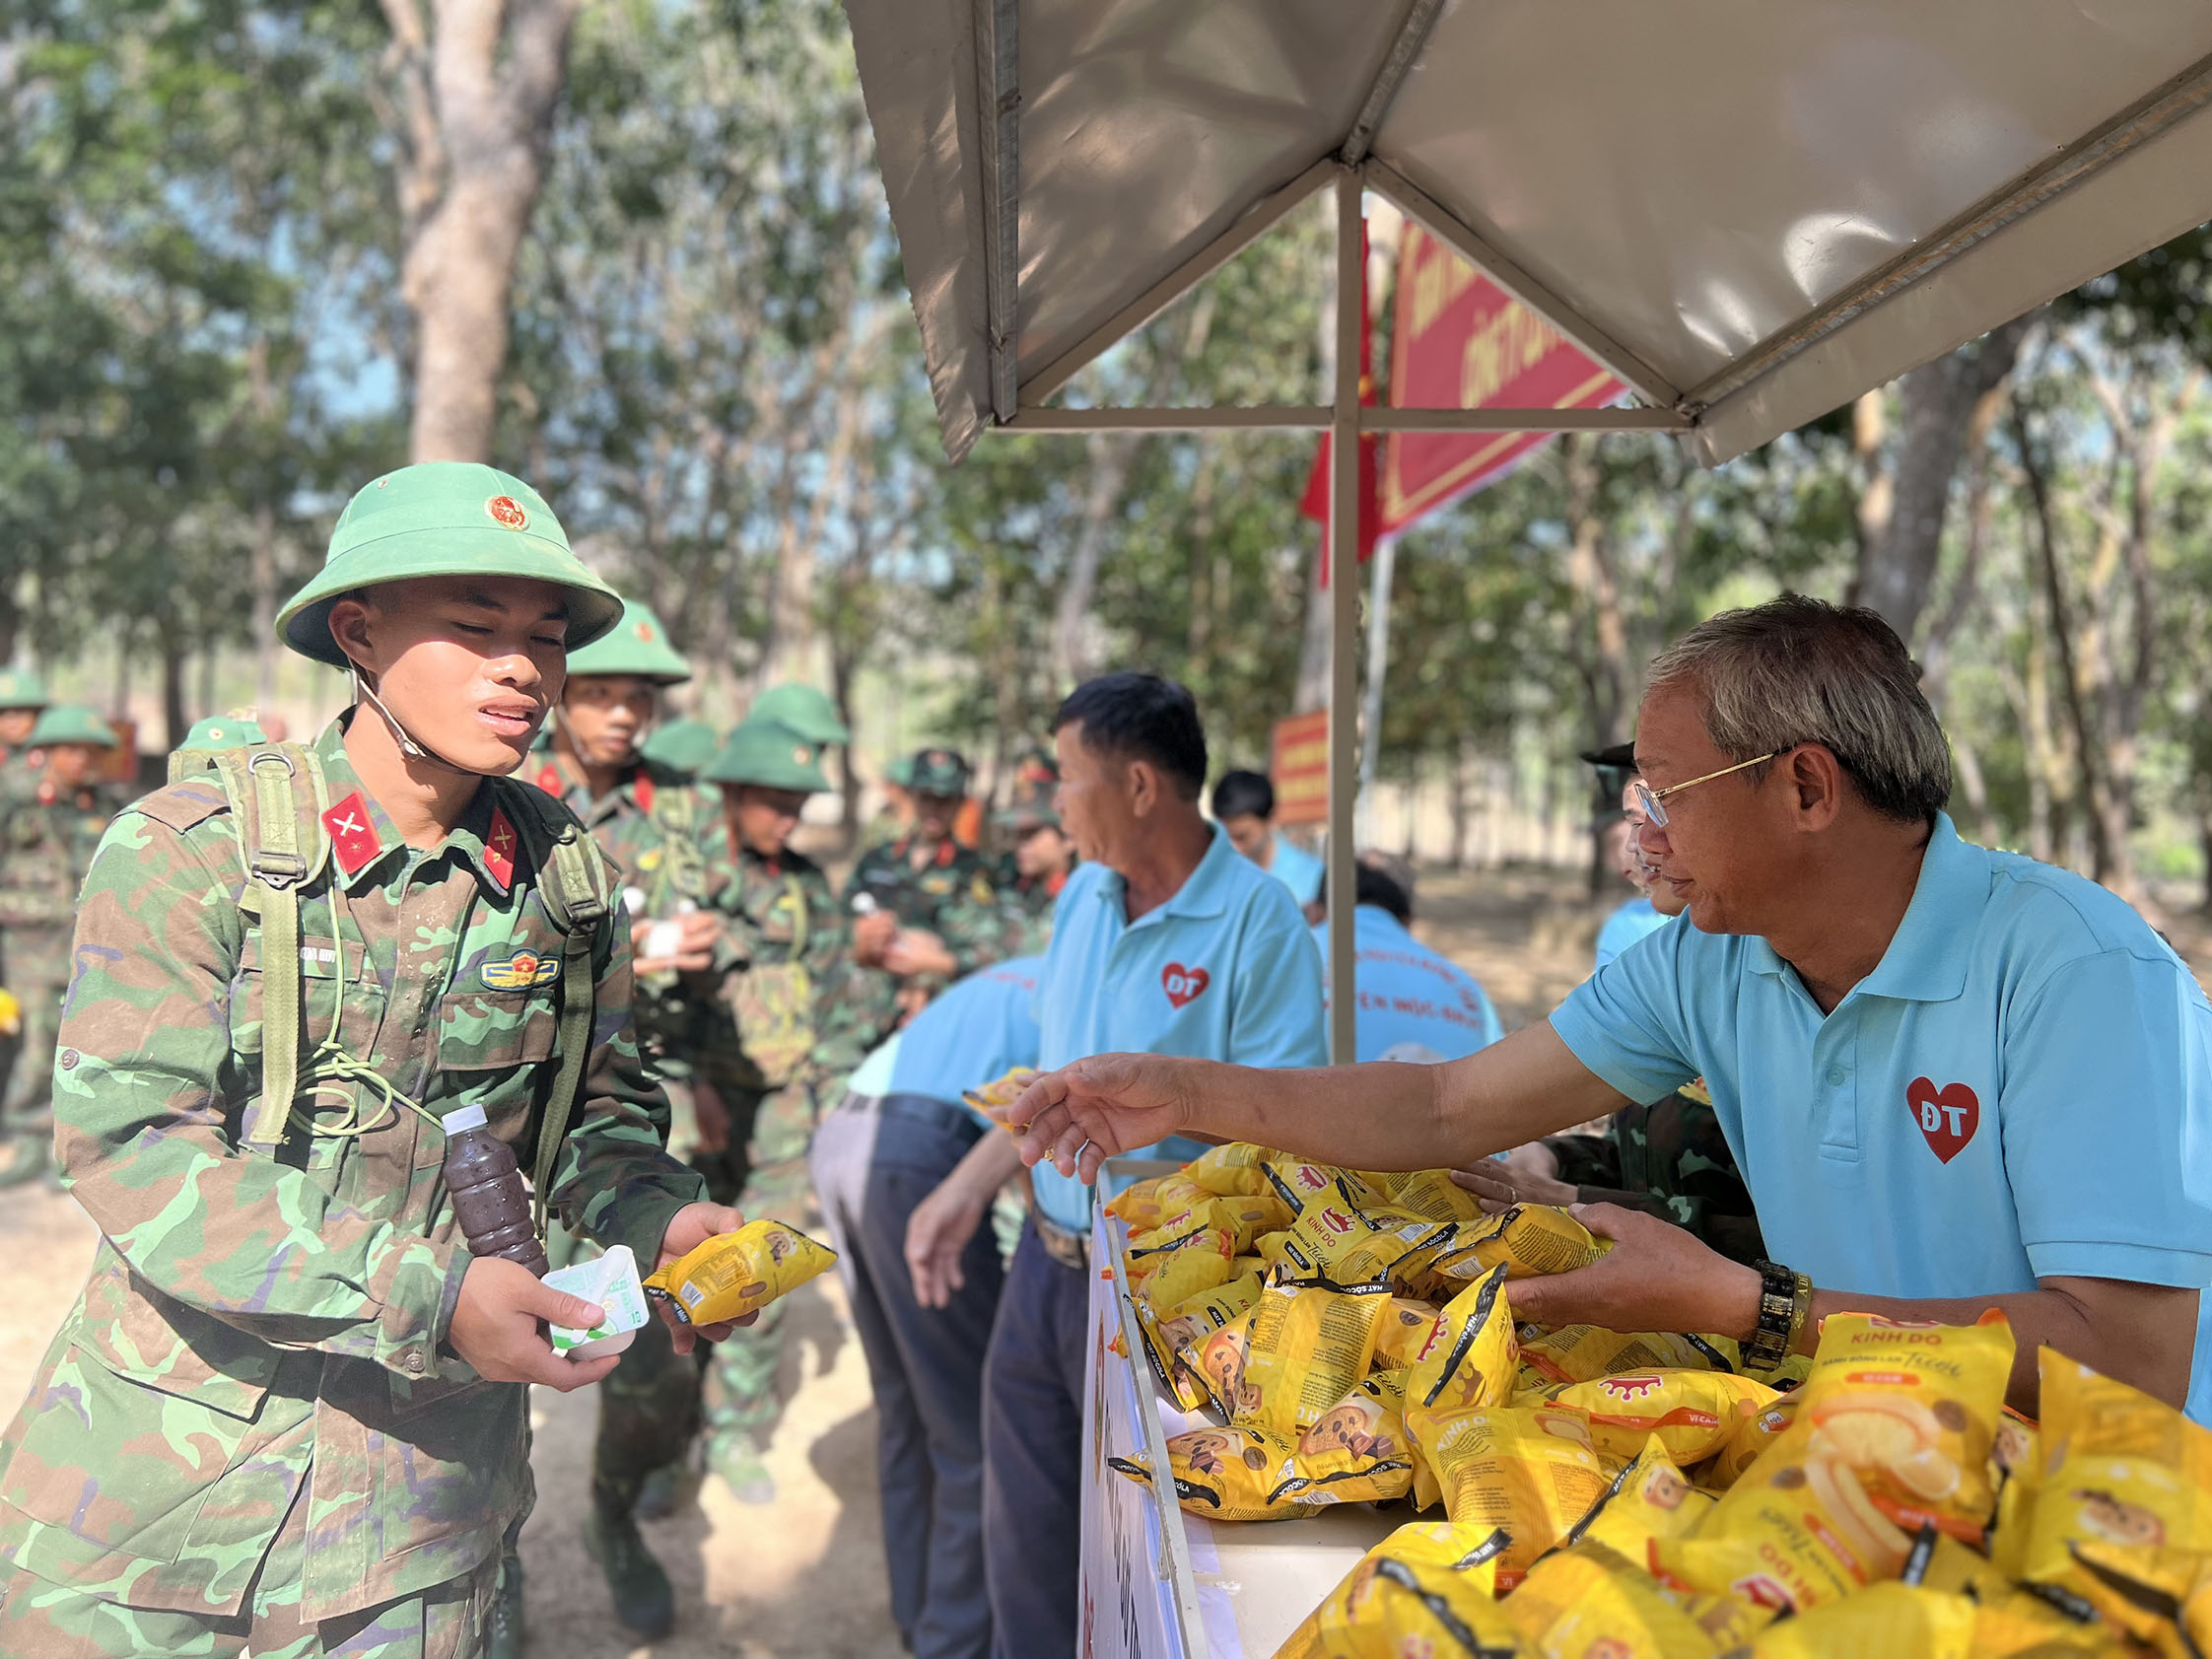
[999,1021,1628,1184]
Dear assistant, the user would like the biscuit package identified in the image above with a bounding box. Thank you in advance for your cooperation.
[641,1218,836,1326]
[1540,1367,1781,1465]
[1560,1435,1717,1561]
[1234,1277,1396,1438]
[1107,1406,1414,1523]
[1276,1521,1519,1658]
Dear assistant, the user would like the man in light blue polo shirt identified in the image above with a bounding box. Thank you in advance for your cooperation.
[1005,598,2212,1422]
[1314,853,1502,1062]
[809,957,1042,1659]
[1213,767,1325,910]
[974,673,1323,1659]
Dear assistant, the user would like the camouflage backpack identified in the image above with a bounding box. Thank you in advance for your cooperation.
[184,742,611,1235]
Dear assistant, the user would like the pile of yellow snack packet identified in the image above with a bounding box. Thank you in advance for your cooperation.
[1100,1144,2212,1657]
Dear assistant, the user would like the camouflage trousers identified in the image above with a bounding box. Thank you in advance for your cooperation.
[0,1481,500,1658]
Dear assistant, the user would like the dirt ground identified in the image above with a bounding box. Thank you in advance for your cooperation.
[2,861,2203,1654]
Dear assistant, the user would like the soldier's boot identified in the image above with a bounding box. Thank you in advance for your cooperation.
[583,1481,675,1638]
[485,1548,525,1659]
[634,1459,691,1521]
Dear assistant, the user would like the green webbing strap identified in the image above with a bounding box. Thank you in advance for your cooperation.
[524,801,610,1237]
[242,750,314,1148]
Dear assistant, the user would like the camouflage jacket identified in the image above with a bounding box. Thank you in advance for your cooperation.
[531,751,731,1081]
[819,834,1005,1079]
[997,866,1068,958]
[703,842,842,1099]
[1547,1080,1765,1266]
[0,717,704,1621]
[0,779,116,949]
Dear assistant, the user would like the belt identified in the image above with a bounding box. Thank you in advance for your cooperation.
[1028,1194,1091,1271]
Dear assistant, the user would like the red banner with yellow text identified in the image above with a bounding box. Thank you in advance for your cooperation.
[1380,226,1624,532]
[1270,709,1331,828]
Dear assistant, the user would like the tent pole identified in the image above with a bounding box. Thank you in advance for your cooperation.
[1356,532,1397,848]
[1328,166,1362,1068]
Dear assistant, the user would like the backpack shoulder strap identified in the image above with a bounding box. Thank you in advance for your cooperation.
[207,743,331,1149]
[496,778,612,1235]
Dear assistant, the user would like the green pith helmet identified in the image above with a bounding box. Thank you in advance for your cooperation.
[175,715,268,752]
[0,667,49,712]
[749,683,850,745]
[563,598,691,684]
[884,754,914,791]
[702,719,831,793]
[276,462,623,668]
[908,746,971,797]
[29,705,118,749]
[995,741,1060,830]
[641,718,722,777]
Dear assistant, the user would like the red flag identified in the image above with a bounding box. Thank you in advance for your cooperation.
[1301,222,1379,586]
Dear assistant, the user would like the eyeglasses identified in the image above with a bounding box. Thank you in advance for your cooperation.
[1630,752,1778,830]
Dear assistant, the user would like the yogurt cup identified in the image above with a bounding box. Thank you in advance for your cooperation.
[545,1244,651,1360]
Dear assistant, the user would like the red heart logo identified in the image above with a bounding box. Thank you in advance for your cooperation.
[1162,962,1210,1009]
[1905,1076,1980,1163]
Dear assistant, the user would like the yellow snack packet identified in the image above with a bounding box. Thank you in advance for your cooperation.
[1183,1141,1280,1197]
[1741,1581,2106,1659]
[1517,1323,1744,1387]
[1235,1278,1396,1438]
[1126,1223,1236,1311]
[1386,1168,1488,1226]
[1280,1521,1520,1657]
[1154,1270,1265,1360]
[1403,1263,1519,1509]
[1128,1298,1211,1414]
[1262,1157,1386,1216]
[1559,1435,1716,1561]
[1371,1297,1440,1372]
[1695,1396,1798,1492]
[1984,1407,2042,1578]
[641,1217,836,1326]
[962,1066,1038,1132]
[1417,1403,1615,1586]
[1436,1203,1611,1281]
[2020,1349,2212,1616]
[1104,1173,1211,1231]
[1505,1540,1735,1658]
[1544,1368,1781,1465]
[2064,1538,2212,1657]
[1107,1410,1415,1522]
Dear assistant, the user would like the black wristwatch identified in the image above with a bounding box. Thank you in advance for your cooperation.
[1745,1258,1797,1370]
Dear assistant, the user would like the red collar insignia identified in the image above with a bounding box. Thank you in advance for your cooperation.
[1046,870,1068,897]
[534,762,563,795]
[935,841,954,868]
[633,770,656,813]
[321,792,382,876]
[484,807,518,890]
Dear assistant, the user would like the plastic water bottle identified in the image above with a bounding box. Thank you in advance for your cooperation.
[441,1104,548,1278]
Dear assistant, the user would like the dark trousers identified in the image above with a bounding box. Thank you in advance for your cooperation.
[818,1094,1005,1659]
[981,1220,1090,1659]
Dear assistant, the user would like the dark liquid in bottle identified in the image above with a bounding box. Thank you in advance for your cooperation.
[443,1112,548,1278]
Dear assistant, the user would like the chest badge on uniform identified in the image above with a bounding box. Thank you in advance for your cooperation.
[1906,1076,1979,1164]
[1162,962,1210,1009]
[483,950,561,990]
[321,792,381,875]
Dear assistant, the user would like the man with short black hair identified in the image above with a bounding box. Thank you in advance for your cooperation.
[1007,597,2212,1421]
[1211,766,1323,908]
[956,670,1324,1659]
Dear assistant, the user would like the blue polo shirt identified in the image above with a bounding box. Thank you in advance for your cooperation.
[1031,824,1327,1231]
[888,955,1044,1106]
[1550,813,2212,1417]
[1313,905,1504,1062]
[1595,896,1672,970]
[1264,834,1325,908]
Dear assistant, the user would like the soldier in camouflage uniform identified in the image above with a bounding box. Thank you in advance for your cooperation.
[992,746,1074,958]
[0,462,748,1658]
[522,597,729,1637]
[0,666,51,801]
[818,747,1005,1085]
[860,751,916,855]
[0,705,124,1187]
[687,719,846,1502]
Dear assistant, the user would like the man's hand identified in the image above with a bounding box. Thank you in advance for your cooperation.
[632,911,721,977]
[852,910,898,967]
[999,1055,1195,1183]
[449,1255,620,1391]
[882,928,956,979]
[1502,1204,1762,1340]
[906,1172,990,1309]
[654,1202,753,1353]
[1451,1142,1577,1211]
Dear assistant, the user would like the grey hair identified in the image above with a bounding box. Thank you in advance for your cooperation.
[1644,595,1951,823]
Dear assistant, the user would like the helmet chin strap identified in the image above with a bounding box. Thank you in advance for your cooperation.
[350,667,489,780]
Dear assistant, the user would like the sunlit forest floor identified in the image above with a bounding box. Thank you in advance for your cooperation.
[1,863,2204,1654]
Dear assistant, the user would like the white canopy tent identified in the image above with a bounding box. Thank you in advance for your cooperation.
[843,0,2212,1062]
